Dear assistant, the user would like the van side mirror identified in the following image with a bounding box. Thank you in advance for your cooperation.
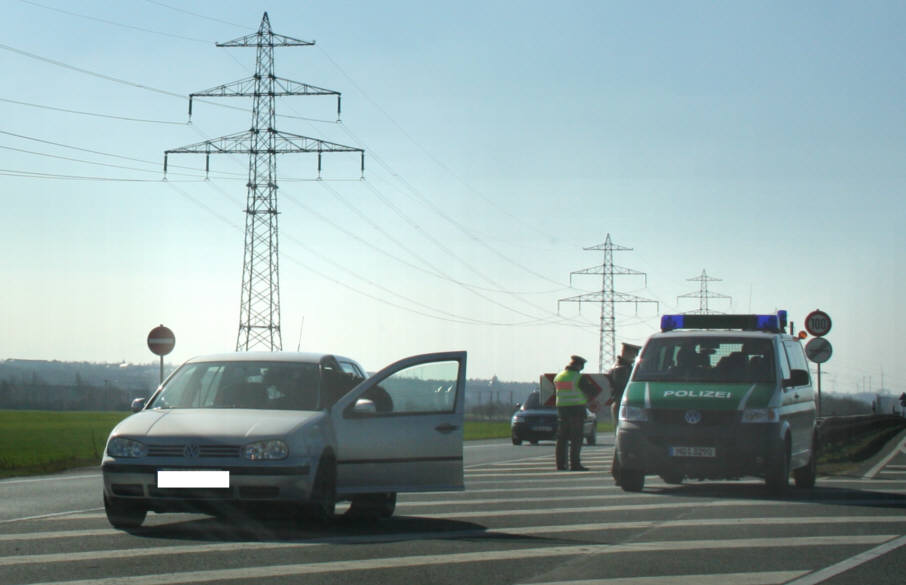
[784,369,810,388]
[130,398,146,412]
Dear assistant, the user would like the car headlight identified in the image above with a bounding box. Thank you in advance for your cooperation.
[243,440,289,461]
[106,437,148,458]
[741,408,779,423]
[619,405,649,422]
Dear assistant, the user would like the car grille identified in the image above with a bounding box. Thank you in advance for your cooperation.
[146,444,241,458]
[649,409,740,426]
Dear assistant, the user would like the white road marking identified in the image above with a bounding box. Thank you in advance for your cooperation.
[0,507,104,525]
[16,535,896,585]
[525,571,809,585]
[864,434,906,479]
[783,534,906,585]
[0,473,100,486]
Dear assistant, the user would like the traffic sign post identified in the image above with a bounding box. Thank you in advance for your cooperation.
[147,325,176,384]
[803,310,832,417]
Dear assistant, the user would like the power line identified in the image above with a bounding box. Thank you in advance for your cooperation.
[0,96,186,125]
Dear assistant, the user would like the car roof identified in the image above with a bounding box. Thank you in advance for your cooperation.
[183,352,359,365]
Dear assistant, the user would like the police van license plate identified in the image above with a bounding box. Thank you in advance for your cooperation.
[669,446,716,458]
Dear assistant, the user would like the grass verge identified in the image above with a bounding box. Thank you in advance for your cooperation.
[0,410,129,479]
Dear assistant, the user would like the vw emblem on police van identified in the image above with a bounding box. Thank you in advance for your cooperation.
[184,443,200,458]
[684,410,703,425]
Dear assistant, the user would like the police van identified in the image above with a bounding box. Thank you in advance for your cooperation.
[614,311,817,494]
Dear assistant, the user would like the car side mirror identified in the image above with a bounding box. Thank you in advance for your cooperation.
[349,398,376,416]
[131,398,146,412]
[783,369,810,388]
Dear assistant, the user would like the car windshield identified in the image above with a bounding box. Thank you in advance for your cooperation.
[633,337,776,383]
[147,361,322,411]
[522,392,549,410]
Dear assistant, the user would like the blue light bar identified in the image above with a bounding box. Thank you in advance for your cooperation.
[660,311,787,332]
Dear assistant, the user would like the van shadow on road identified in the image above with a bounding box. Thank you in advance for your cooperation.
[646,480,906,510]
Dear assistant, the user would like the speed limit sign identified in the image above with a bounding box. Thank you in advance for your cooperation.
[805,310,832,337]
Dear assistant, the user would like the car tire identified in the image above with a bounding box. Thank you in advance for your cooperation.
[765,438,790,496]
[620,469,645,492]
[104,494,146,530]
[585,432,596,445]
[512,436,522,445]
[348,492,397,519]
[793,436,818,489]
[303,454,336,523]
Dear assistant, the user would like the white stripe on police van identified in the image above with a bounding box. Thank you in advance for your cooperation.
[18,535,896,585]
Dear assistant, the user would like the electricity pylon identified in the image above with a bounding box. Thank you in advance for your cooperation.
[677,269,731,314]
[558,234,658,372]
[164,12,364,352]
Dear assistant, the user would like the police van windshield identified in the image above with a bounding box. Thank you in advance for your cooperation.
[633,337,775,383]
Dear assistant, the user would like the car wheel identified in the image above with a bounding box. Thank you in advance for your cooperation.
[620,469,645,492]
[512,436,522,445]
[793,436,818,489]
[765,438,790,496]
[104,494,146,530]
[303,454,336,523]
[348,492,397,519]
[585,432,596,445]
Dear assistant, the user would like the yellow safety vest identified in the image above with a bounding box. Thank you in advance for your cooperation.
[554,369,586,407]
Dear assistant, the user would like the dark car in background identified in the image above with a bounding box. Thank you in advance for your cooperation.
[510,391,597,445]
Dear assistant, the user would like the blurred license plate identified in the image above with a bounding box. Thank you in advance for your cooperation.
[669,447,715,458]
[533,425,553,432]
[157,470,230,488]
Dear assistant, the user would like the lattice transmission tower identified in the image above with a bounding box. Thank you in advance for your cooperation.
[558,234,658,372]
[677,269,731,314]
[164,12,364,351]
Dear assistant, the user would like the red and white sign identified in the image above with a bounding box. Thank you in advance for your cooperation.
[805,310,832,337]
[147,325,176,356]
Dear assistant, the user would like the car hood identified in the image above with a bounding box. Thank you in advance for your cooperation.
[623,381,776,410]
[111,409,324,440]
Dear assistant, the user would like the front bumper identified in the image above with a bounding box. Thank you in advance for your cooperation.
[102,460,314,510]
[616,420,780,480]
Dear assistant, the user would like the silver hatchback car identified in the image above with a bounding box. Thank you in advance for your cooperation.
[102,351,466,529]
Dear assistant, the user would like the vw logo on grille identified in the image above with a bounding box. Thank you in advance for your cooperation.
[684,410,703,425]
[184,443,200,458]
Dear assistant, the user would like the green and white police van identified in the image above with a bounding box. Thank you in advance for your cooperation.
[614,311,817,494]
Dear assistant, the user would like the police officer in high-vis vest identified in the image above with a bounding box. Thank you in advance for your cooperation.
[554,355,593,471]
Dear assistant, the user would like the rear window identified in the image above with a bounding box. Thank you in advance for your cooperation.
[633,336,776,383]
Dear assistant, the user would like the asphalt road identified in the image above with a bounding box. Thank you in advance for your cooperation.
[2,433,906,585]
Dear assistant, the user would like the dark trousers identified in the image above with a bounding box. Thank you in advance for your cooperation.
[556,405,586,470]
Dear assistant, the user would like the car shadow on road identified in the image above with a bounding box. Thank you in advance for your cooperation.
[125,508,501,543]
[645,480,906,510]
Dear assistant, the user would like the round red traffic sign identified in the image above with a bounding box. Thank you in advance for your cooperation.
[805,310,832,337]
[147,325,176,356]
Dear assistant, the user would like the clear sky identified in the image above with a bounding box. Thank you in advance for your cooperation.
[1,0,903,394]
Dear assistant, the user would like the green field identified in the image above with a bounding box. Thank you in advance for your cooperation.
[0,410,130,479]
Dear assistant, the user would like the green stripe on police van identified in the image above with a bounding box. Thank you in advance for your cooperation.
[624,381,775,411]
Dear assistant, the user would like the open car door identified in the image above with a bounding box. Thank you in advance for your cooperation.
[331,351,466,496]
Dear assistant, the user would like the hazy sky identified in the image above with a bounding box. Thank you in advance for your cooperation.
[1,0,903,394]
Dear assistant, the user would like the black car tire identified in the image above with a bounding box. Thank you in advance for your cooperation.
[793,436,818,489]
[302,453,336,523]
[104,494,147,530]
[585,432,596,445]
[512,436,522,445]
[620,469,645,492]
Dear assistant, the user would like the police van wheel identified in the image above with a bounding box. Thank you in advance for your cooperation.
[620,469,645,492]
[793,438,818,489]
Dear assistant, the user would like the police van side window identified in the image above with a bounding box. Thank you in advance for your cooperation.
[779,341,792,381]
[783,341,810,378]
